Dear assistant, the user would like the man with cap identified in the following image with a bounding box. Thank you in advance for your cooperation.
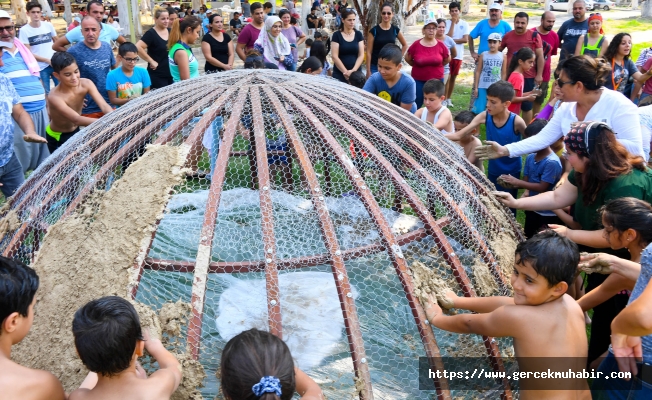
[0,9,50,174]
[203,9,213,34]
[468,1,511,63]
[52,0,125,51]
[557,0,588,61]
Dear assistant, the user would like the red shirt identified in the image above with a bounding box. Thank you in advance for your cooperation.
[237,23,261,50]
[407,39,449,81]
[531,28,559,81]
[643,58,652,95]
[508,71,524,114]
[500,30,542,79]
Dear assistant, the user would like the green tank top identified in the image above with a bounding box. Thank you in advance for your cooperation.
[168,42,199,82]
[580,35,605,58]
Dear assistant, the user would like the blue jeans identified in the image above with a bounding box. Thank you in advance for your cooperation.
[0,153,25,198]
[369,64,378,74]
[39,65,58,95]
[592,351,652,399]
[288,62,297,72]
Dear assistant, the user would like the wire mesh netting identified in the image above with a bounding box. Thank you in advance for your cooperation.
[0,70,525,399]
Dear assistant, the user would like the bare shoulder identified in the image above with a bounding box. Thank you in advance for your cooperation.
[0,363,66,400]
[415,108,424,118]
[80,78,97,91]
[141,368,181,398]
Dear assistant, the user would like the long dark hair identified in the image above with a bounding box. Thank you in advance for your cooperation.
[339,8,356,31]
[310,40,327,67]
[507,47,535,77]
[168,15,201,49]
[600,197,652,247]
[602,32,632,62]
[561,55,611,91]
[220,328,295,400]
[576,127,647,205]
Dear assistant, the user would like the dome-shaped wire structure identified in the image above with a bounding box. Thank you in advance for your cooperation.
[1,70,524,399]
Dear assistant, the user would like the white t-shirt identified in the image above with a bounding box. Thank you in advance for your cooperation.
[18,22,57,70]
[639,105,652,161]
[506,88,644,158]
[444,19,469,61]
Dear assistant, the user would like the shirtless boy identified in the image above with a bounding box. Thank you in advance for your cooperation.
[452,110,483,171]
[424,231,591,399]
[0,256,66,400]
[46,51,113,153]
[69,296,182,400]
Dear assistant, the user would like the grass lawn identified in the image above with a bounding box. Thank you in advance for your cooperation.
[603,17,652,35]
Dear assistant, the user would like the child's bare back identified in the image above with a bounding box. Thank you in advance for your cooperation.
[0,359,65,400]
[48,78,96,133]
[457,136,483,171]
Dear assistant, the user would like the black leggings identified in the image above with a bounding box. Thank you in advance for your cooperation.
[47,127,80,154]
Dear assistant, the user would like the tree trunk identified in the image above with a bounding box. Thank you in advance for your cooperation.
[37,0,53,18]
[117,0,130,35]
[192,0,201,13]
[301,0,310,33]
[462,0,470,13]
[131,0,142,37]
[11,0,28,25]
[643,0,652,16]
[544,0,552,11]
[64,0,71,24]
[509,0,516,5]
[632,0,639,10]
[487,0,494,18]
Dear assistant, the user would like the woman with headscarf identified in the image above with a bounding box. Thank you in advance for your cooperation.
[254,16,294,70]
[574,13,609,58]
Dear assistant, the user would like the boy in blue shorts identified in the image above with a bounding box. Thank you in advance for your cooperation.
[106,42,151,107]
[497,119,563,238]
[445,80,526,212]
[363,44,417,113]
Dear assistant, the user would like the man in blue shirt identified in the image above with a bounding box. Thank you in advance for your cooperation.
[0,68,47,197]
[363,44,417,113]
[67,16,117,117]
[468,2,512,62]
[0,10,50,174]
[52,1,126,51]
[557,0,588,60]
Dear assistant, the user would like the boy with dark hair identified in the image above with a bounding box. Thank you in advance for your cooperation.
[348,70,366,89]
[363,44,416,113]
[19,1,59,95]
[47,51,113,153]
[0,256,66,400]
[69,296,182,400]
[415,79,453,133]
[424,231,590,398]
[106,42,151,107]
[445,80,526,207]
[497,118,562,238]
[452,110,483,171]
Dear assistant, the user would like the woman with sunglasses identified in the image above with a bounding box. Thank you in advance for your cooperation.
[495,121,652,370]
[574,13,609,58]
[405,18,450,108]
[365,3,407,78]
[478,56,646,162]
[603,32,644,101]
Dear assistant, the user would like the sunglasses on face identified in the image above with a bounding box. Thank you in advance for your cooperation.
[557,78,576,87]
[589,12,601,16]
[381,11,392,15]
[0,25,15,32]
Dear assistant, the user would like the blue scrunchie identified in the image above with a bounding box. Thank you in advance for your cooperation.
[252,376,282,397]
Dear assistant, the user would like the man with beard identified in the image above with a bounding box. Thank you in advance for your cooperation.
[236,2,265,61]
[52,1,125,51]
[532,11,559,116]
[500,12,544,123]
[557,0,587,61]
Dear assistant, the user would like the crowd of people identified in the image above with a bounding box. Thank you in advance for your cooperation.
[3,0,652,398]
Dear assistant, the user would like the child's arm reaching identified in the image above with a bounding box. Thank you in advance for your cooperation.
[473,53,483,99]
[577,273,636,312]
[295,367,324,400]
[498,174,551,192]
[424,293,518,337]
[547,226,610,249]
[578,253,641,282]
[441,289,514,313]
[511,91,538,104]
[552,207,582,229]
[144,329,183,395]
[445,111,485,141]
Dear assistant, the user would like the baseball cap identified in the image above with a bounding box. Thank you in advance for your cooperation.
[489,3,503,10]
[0,10,11,19]
[423,18,437,27]
[488,32,502,41]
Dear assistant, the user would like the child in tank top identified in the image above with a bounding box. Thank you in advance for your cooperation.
[415,79,454,135]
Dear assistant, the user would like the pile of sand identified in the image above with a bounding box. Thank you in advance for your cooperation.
[10,144,205,396]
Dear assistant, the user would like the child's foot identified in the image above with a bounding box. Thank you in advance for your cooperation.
[24,132,47,144]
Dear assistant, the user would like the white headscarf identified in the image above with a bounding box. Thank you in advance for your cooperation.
[254,16,292,67]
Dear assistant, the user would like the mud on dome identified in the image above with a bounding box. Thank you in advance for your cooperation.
[0,70,524,399]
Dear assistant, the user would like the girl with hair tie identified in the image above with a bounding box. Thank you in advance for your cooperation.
[220,328,323,400]
[495,121,652,369]
[167,16,202,82]
[254,16,294,70]
[574,13,609,58]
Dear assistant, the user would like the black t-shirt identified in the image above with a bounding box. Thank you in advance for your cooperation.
[230,19,242,29]
[141,28,172,78]
[202,33,232,73]
[331,30,363,76]
[369,24,399,66]
[306,13,318,28]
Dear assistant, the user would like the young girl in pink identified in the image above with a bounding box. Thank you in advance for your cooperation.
[507,47,537,117]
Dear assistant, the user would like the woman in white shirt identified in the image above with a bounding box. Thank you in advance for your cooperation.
[478,56,645,161]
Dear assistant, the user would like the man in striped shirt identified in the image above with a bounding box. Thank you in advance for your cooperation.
[0,10,49,173]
